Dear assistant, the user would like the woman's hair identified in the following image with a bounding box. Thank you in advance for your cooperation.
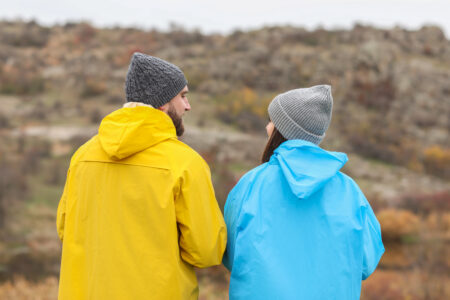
[261,127,287,163]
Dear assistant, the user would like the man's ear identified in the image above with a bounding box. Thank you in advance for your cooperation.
[159,102,170,113]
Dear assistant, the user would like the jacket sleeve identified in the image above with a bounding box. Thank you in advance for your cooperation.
[362,200,385,280]
[56,170,70,242]
[175,156,227,268]
[222,184,242,271]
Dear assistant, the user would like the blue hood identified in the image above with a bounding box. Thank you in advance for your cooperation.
[271,140,348,199]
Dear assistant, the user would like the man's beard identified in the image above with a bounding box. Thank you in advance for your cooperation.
[167,104,185,137]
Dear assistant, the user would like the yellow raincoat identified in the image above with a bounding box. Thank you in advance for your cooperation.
[56,106,226,299]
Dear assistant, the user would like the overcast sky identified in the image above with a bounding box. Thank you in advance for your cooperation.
[3,0,449,36]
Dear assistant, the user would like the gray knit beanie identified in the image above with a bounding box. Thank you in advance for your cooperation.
[268,85,333,145]
[125,53,188,108]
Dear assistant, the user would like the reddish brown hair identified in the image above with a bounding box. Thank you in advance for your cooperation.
[261,127,287,163]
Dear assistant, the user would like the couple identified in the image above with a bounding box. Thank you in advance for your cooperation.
[56,53,384,300]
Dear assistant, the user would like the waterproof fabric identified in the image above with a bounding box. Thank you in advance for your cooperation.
[223,140,384,300]
[57,106,226,300]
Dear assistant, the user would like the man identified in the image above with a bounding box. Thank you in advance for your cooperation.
[56,53,227,300]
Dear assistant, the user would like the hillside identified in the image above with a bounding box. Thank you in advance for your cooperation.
[0,20,449,299]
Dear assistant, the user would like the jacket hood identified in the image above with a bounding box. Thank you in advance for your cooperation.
[98,106,176,160]
[271,140,348,199]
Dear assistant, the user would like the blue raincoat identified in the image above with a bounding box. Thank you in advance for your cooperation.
[223,140,384,300]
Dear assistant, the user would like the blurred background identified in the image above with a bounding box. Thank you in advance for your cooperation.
[0,1,449,299]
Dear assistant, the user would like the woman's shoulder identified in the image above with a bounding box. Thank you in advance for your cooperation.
[333,171,369,207]
[226,163,271,205]
[236,162,272,187]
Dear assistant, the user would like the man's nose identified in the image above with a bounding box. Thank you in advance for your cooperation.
[184,98,191,111]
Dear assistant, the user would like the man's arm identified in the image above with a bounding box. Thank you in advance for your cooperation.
[56,170,70,242]
[175,156,227,268]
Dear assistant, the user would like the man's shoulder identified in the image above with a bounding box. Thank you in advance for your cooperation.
[149,138,210,179]
[70,135,98,166]
[158,138,208,170]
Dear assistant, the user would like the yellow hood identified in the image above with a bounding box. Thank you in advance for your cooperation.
[98,106,176,160]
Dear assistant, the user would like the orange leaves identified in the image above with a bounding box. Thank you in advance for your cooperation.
[423,146,450,178]
[378,209,420,242]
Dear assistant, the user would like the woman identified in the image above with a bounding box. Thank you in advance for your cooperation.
[223,85,384,300]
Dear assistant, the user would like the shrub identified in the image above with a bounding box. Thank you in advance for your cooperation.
[22,139,52,174]
[215,87,274,132]
[352,76,396,111]
[0,113,10,129]
[0,277,58,300]
[425,212,450,236]
[0,156,28,228]
[361,270,423,300]
[43,159,69,186]
[423,146,450,179]
[346,117,420,167]
[399,191,450,215]
[199,147,237,211]
[0,73,45,95]
[89,108,103,124]
[80,78,106,98]
[0,21,50,48]
[377,209,420,242]
[107,93,124,104]
[72,23,97,45]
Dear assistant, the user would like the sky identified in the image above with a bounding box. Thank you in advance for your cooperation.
[2,0,450,36]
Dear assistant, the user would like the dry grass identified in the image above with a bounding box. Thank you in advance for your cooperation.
[362,269,450,300]
[0,277,58,300]
[0,267,230,300]
[1,267,449,299]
